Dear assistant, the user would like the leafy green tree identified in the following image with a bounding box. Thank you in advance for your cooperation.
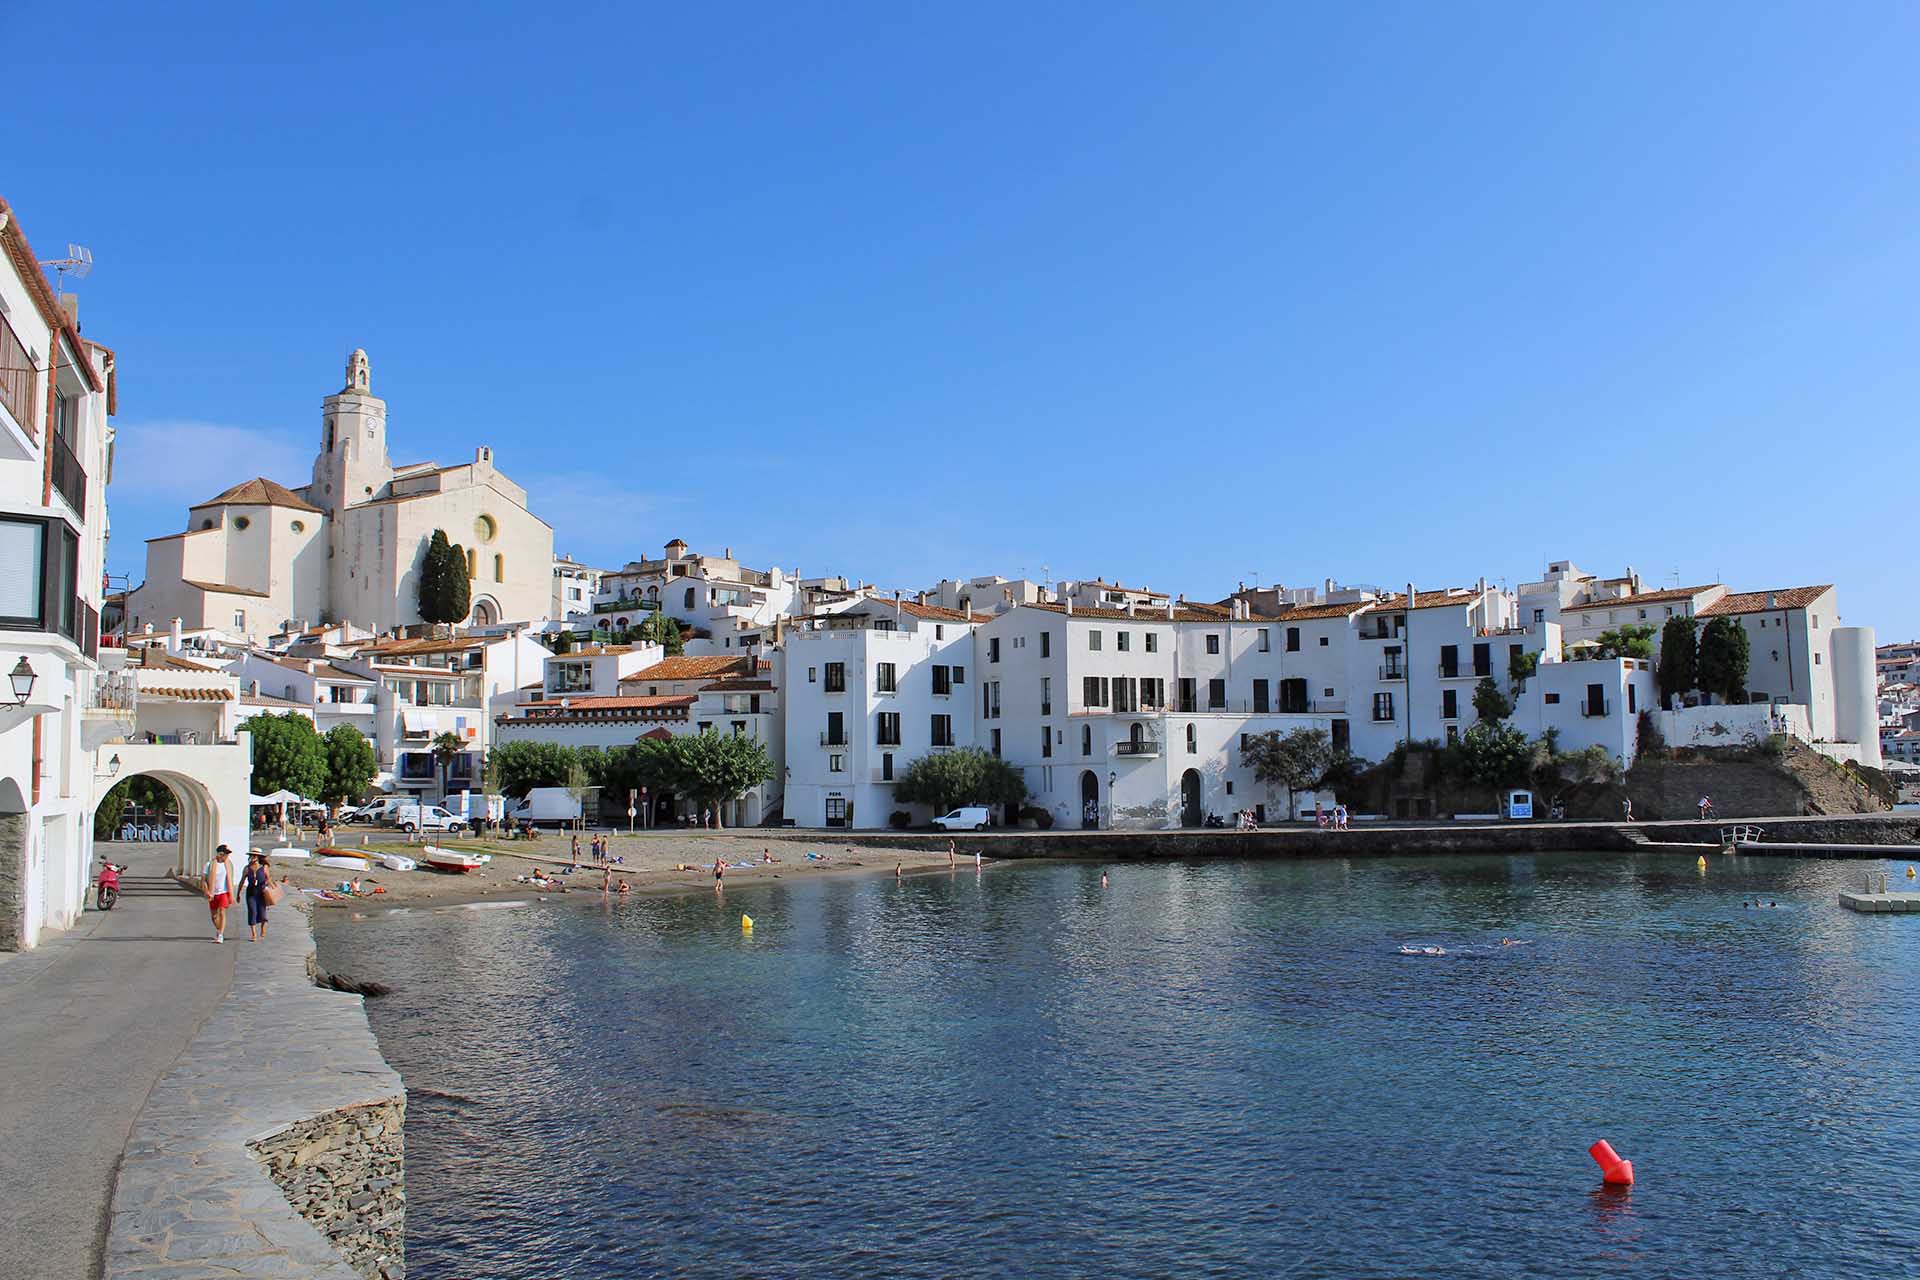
[1458,721,1531,788]
[1594,623,1657,660]
[431,731,466,796]
[417,530,472,632]
[895,746,1028,817]
[322,725,378,809]
[487,740,578,798]
[670,730,775,828]
[1697,616,1752,704]
[639,610,684,656]
[243,712,328,799]
[1242,727,1334,820]
[593,737,681,807]
[550,630,573,654]
[1657,615,1699,707]
[1472,676,1513,724]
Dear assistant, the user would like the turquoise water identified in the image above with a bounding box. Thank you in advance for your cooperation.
[317,854,1920,1278]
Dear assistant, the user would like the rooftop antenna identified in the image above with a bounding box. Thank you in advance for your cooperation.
[40,243,92,298]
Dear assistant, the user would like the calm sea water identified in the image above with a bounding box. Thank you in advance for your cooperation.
[316,854,1920,1279]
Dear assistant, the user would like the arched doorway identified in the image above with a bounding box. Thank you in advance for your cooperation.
[470,598,500,627]
[1180,769,1203,827]
[89,745,251,878]
[1080,770,1100,829]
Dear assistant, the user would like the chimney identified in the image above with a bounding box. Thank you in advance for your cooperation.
[248,679,260,697]
[725,546,732,559]
[1767,591,1777,608]
[1166,598,1175,620]
[966,601,974,620]
[170,617,183,653]
[1127,599,1137,617]
[1065,598,1074,616]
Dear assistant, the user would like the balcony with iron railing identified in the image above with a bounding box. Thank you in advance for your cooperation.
[49,430,86,519]
[1114,737,1162,757]
[1580,699,1612,718]
[1437,665,1491,680]
[1378,665,1407,681]
[820,730,849,747]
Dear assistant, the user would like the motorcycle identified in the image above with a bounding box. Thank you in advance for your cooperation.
[95,860,127,911]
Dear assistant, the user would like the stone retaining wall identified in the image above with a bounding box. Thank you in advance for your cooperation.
[767,812,1920,861]
[106,904,406,1279]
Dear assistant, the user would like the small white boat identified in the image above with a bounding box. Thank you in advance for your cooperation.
[318,854,373,871]
[421,847,484,874]
[265,848,311,862]
[377,852,419,872]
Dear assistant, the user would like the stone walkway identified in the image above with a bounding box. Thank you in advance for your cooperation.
[104,898,405,1279]
[0,842,235,1280]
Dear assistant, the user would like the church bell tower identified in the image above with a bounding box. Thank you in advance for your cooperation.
[312,348,392,512]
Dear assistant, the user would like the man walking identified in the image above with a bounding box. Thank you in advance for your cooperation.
[205,844,236,944]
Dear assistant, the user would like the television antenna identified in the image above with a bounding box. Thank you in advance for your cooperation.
[40,244,92,296]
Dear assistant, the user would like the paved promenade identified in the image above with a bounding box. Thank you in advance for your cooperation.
[0,842,234,1280]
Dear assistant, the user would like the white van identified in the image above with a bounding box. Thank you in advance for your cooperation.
[932,806,991,831]
[394,803,463,833]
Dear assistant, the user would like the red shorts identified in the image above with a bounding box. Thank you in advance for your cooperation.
[209,892,232,913]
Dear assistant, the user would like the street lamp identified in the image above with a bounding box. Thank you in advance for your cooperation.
[107,754,122,778]
[9,656,35,706]
[1107,770,1117,830]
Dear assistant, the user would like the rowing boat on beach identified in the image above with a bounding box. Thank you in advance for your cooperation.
[421,847,484,874]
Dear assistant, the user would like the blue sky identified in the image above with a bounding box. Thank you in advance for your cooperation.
[11,3,1919,637]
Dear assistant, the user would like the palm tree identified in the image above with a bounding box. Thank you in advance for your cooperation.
[431,731,465,800]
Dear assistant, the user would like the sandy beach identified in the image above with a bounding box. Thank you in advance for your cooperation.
[269,829,994,912]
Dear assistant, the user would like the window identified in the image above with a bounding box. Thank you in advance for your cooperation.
[1040,676,1052,715]
[984,681,1001,719]
[234,610,246,630]
[1207,678,1226,709]
[991,728,1001,757]
[1442,688,1458,720]
[1319,636,1329,647]
[1372,692,1395,722]
[1178,678,1196,713]
[494,554,504,582]
[1081,724,1093,756]
[1225,780,1234,795]
[1533,608,1545,625]
[935,625,945,640]
[988,637,1001,663]
[830,754,845,773]
[1113,676,1136,713]
[1473,642,1491,678]
[1041,727,1052,758]
[1117,631,1130,652]
[825,711,846,745]
[1185,723,1197,753]
[1140,677,1164,708]
[930,714,954,747]
[1545,692,1560,704]
[953,666,965,684]
[1287,627,1300,652]
[932,665,951,696]
[1440,644,1459,677]
[882,752,894,781]
[1258,629,1270,652]
[1628,685,1638,714]
[1814,653,1822,665]
[1082,676,1109,707]
[1446,725,1459,746]
[684,587,695,609]
[1040,631,1051,658]
[876,711,901,745]
[1089,630,1102,652]
[876,662,897,693]
[1206,634,1221,655]
[1332,720,1350,753]
[808,667,817,684]
[824,662,846,693]
[1253,679,1270,714]
[1145,633,1158,653]
[465,548,476,577]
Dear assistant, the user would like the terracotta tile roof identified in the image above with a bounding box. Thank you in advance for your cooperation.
[620,655,754,683]
[1367,588,1483,612]
[639,727,675,741]
[182,579,271,599]
[1025,602,1228,624]
[1270,600,1376,622]
[1697,585,1833,616]
[258,654,373,683]
[144,686,233,701]
[701,679,775,692]
[132,650,222,671]
[353,635,486,657]
[238,692,306,708]
[552,645,643,659]
[192,477,324,514]
[1575,584,1718,609]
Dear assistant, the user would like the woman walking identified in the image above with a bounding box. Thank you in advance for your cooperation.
[240,851,273,942]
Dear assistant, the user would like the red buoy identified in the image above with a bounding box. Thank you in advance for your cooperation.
[1588,1139,1635,1186]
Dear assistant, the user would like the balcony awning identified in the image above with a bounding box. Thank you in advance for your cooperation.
[401,710,433,735]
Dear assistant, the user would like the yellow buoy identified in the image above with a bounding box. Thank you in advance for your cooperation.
[741,914,754,934]
[1697,855,1708,871]
[1907,866,1915,880]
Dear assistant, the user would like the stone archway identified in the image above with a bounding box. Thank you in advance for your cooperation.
[91,743,251,877]
[1180,769,1203,828]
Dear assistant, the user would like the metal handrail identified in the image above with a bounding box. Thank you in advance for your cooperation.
[1379,665,1407,680]
[49,429,85,518]
[0,314,35,434]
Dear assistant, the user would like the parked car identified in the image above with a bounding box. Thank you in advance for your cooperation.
[394,803,463,834]
[932,806,991,831]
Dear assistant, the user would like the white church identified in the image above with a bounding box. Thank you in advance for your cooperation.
[128,350,554,641]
